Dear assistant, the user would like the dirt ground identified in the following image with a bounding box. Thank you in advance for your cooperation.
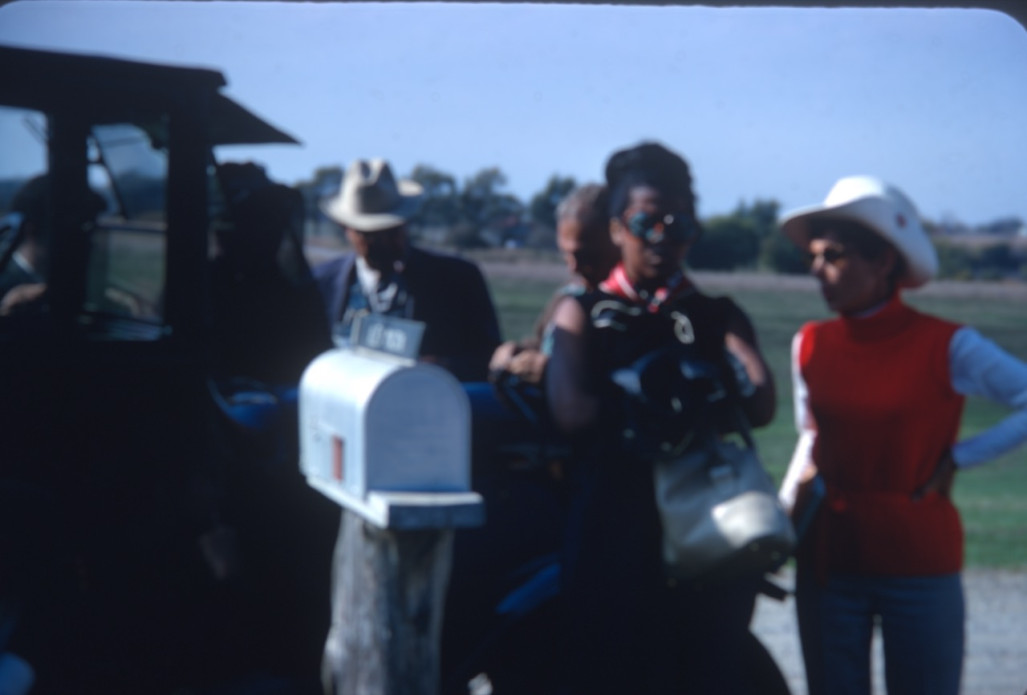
[751,567,1027,695]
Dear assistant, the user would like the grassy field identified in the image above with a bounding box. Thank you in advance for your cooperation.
[483,261,1027,569]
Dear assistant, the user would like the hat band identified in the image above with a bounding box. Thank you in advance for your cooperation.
[356,185,401,214]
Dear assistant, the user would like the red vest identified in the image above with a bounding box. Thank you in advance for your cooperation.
[799,296,965,576]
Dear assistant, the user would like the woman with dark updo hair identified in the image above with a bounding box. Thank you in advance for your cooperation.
[545,142,782,694]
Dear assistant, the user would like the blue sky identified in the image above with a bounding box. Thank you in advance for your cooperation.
[1,1,1026,225]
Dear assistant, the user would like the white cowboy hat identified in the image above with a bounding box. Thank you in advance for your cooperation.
[320,158,423,232]
[780,175,938,288]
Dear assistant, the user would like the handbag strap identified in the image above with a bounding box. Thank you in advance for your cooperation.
[727,404,757,452]
[716,347,758,453]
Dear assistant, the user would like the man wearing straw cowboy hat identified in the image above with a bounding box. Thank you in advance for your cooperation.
[313,158,501,382]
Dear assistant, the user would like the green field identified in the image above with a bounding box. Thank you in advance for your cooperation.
[485,267,1027,569]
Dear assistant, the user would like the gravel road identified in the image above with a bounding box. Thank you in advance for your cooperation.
[751,567,1027,695]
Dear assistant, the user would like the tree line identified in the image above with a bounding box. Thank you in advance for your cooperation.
[295,164,576,251]
[294,164,1027,282]
[2,164,1023,282]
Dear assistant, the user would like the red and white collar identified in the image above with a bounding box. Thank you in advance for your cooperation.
[598,263,693,313]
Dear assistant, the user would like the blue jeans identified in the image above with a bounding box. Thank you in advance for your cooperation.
[795,569,964,695]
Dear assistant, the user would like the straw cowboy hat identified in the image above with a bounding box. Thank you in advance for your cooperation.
[320,158,423,232]
[780,175,938,288]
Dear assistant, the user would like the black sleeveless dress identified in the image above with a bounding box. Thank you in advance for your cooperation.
[560,286,762,695]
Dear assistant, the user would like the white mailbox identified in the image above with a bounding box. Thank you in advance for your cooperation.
[299,343,483,529]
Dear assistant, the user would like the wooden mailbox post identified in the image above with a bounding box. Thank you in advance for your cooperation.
[299,315,484,695]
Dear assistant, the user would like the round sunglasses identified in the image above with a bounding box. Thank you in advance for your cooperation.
[804,246,849,268]
[623,210,699,245]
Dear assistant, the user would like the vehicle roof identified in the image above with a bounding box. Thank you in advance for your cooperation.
[0,43,299,145]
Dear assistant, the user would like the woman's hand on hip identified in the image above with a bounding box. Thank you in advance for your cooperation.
[913,450,958,500]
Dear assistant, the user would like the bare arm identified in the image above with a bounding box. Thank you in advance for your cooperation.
[489,341,549,385]
[779,330,818,513]
[724,303,776,428]
[545,295,599,434]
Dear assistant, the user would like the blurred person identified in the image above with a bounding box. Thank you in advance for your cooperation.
[489,183,619,386]
[441,185,619,695]
[777,175,1027,695]
[0,174,105,316]
[210,162,332,386]
[545,141,779,694]
[313,158,501,382]
[207,163,340,687]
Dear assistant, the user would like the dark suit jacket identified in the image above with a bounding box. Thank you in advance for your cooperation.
[313,246,501,382]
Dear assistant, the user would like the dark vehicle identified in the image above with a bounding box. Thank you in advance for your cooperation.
[0,45,335,694]
[0,43,789,695]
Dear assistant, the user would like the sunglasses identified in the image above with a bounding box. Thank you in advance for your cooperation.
[624,211,698,245]
[805,246,848,267]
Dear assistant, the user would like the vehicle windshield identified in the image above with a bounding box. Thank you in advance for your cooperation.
[79,119,170,328]
[0,109,171,334]
[91,120,169,223]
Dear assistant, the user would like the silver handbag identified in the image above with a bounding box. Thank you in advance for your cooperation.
[653,418,796,582]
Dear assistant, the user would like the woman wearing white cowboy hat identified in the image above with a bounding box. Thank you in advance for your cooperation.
[777,175,1027,695]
